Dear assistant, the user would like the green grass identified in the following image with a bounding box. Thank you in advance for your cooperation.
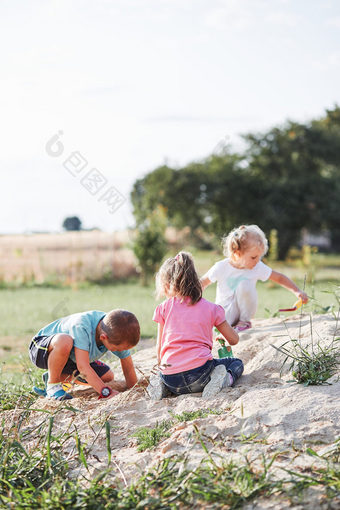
[0,249,339,375]
[0,278,338,375]
[239,432,268,445]
[0,283,159,338]
[0,377,339,508]
[1,421,339,509]
[273,330,340,386]
[170,408,226,422]
[0,251,338,507]
[132,420,173,451]
[133,408,229,451]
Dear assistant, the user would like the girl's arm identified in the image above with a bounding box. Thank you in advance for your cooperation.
[200,275,212,290]
[156,323,164,365]
[269,270,308,303]
[215,320,239,345]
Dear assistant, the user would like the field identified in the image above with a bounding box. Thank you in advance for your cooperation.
[0,279,338,378]
[0,232,339,508]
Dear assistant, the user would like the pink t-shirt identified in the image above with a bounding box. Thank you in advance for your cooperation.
[152,297,226,375]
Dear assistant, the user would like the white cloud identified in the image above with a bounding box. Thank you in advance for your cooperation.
[205,0,256,31]
[264,10,298,27]
[205,0,298,31]
[326,16,340,28]
[311,52,340,71]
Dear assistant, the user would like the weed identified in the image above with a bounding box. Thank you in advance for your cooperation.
[120,453,283,509]
[1,407,339,509]
[272,313,340,385]
[239,432,268,445]
[284,444,340,502]
[170,407,226,422]
[132,419,173,451]
[133,408,230,452]
[323,438,340,464]
[0,428,68,499]
[0,380,37,411]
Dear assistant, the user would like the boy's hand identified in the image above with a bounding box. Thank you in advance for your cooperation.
[75,348,116,395]
[98,386,119,399]
[120,355,138,389]
[296,290,308,304]
[111,380,127,392]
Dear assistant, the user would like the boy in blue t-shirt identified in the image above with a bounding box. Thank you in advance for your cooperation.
[29,309,140,401]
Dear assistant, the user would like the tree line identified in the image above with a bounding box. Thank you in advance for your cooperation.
[131,106,340,259]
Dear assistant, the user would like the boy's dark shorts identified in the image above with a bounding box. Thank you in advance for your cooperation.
[29,335,111,378]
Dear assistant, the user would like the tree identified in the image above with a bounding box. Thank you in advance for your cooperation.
[244,106,340,257]
[132,206,168,285]
[131,106,340,259]
[62,216,82,231]
[131,154,248,243]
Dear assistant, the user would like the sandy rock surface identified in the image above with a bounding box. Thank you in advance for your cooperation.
[6,313,340,508]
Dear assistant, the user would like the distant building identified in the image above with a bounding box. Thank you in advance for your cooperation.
[300,229,331,250]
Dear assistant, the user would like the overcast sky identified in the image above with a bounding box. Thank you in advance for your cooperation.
[1,0,340,234]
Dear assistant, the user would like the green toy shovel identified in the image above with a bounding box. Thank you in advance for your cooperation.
[214,328,233,358]
[217,338,233,358]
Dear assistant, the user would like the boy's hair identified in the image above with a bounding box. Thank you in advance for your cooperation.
[223,225,268,257]
[156,251,202,305]
[101,309,140,346]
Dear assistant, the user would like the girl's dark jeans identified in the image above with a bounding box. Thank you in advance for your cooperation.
[161,357,244,396]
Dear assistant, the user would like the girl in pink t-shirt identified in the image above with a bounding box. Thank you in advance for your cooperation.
[147,251,244,400]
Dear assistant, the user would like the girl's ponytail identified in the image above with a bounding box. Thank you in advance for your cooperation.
[156,251,202,304]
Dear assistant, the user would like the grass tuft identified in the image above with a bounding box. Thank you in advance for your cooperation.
[132,420,173,451]
[272,313,340,385]
[133,408,229,451]
[170,407,226,422]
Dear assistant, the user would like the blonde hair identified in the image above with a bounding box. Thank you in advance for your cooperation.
[222,225,268,258]
[155,251,202,305]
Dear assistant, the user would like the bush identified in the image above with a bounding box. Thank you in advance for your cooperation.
[132,206,168,285]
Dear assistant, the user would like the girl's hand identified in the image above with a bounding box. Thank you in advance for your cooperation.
[216,334,227,343]
[296,290,308,304]
[215,320,239,345]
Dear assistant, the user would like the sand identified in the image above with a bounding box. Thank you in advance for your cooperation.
[5,313,340,508]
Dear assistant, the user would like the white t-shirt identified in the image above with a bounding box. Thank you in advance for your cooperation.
[206,258,272,311]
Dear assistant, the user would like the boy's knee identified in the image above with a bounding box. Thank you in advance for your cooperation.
[102,370,114,382]
[50,334,73,354]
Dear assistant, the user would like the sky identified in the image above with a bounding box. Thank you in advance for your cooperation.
[1,0,340,234]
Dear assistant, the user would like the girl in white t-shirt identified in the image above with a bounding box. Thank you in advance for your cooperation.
[201,225,308,332]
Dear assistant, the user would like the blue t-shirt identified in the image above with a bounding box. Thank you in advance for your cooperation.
[37,310,131,363]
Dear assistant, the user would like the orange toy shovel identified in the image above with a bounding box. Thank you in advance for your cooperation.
[279,298,303,312]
